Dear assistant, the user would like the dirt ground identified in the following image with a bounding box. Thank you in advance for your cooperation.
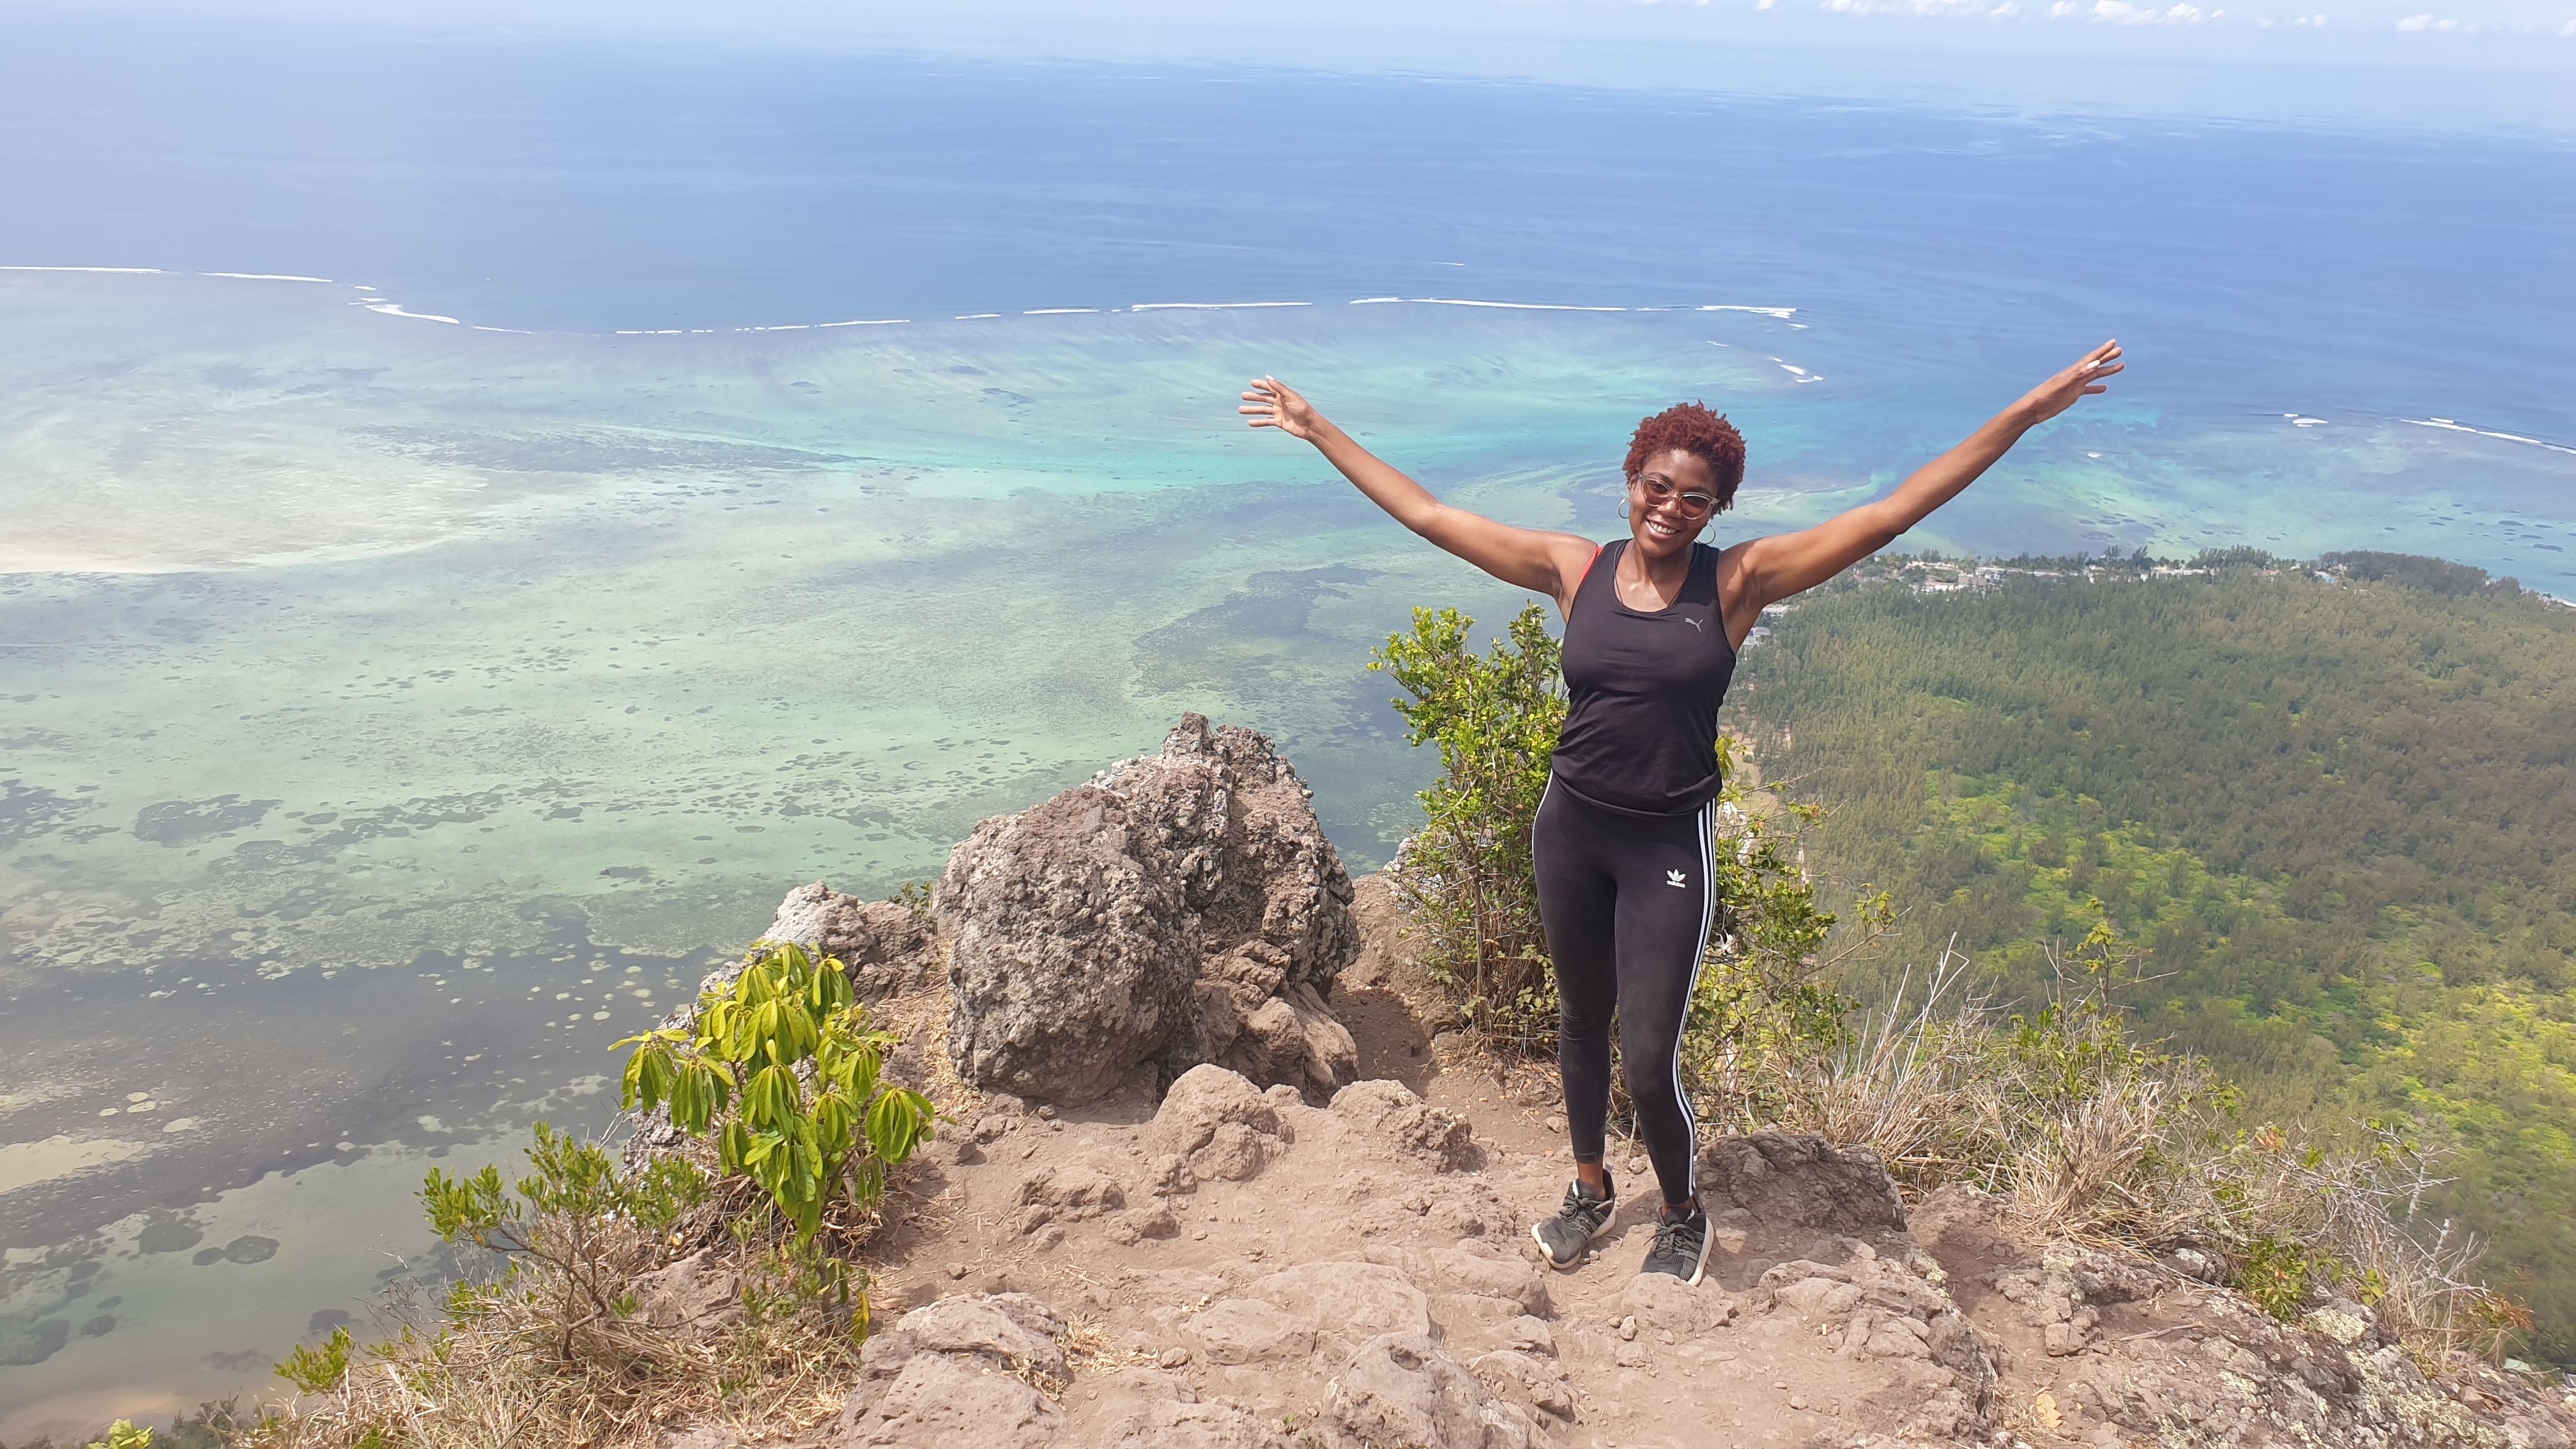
[745,876,2576,1449]
[832,878,1990,1448]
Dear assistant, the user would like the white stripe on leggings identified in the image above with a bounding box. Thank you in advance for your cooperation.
[1669,795,1719,1200]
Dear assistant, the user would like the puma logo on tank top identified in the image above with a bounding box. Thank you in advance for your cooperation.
[1551,539,1740,818]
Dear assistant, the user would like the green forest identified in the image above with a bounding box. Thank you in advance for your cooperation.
[1726,555,2576,1360]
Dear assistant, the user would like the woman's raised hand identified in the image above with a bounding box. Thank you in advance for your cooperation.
[2011,340,2125,426]
[1239,376,1324,441]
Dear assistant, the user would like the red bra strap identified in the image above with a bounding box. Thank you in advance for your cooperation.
[1578,544,1603,590]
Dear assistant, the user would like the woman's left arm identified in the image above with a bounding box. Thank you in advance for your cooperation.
[1721,340,2124,636]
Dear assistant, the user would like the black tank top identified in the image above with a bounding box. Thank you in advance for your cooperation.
[1551,539,1738,817]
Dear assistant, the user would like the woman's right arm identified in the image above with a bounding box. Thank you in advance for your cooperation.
[1241,376,1597,610]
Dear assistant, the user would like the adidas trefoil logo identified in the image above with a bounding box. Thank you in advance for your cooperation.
[1666,869,1689,889]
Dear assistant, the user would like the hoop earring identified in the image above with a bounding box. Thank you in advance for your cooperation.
[1616,499,1632,520]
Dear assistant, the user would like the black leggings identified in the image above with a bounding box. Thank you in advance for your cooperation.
[1531,778,1717,1208]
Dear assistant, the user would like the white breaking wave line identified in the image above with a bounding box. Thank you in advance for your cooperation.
[363,302,460,325]
[1131,301,1312,311]
[2,263,1811,339]
[2405,418,2576,457]
[1409,297,1626,311]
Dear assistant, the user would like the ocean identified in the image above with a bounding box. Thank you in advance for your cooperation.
[2,20,2572,1433]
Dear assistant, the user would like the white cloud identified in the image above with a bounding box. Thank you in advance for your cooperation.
[2561,15,2576,33]
[1989,0,2020,14]
[2395,12,2460,27]
[2091,0,2205,22]
[2050,0,2078,13]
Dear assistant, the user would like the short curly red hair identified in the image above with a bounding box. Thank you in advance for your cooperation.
[1623,402,1745,512]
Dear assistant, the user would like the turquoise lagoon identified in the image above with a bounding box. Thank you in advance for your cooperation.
[4,36,2576,1432]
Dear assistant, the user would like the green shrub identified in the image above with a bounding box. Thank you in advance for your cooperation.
[1373,605,1872,1095]
[1373,603,1565,1052]
[247,938,944,1448]
[616,939,936,1245]
[273,1326,353,1394]
[419,1120,708,1363]
[1678,749,1878,1131]
[2239,1233,2334,1320]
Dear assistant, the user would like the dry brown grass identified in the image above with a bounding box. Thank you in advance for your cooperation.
[1726,939,2530,1367]
[234,1183,874,1449]
[240,971,971,1449]
[251,1250,843,1446]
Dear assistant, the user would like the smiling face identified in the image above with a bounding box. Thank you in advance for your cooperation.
[1627,447,1719,564]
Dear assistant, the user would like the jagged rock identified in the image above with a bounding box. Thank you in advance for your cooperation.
[1323,1331,1534,1449]
[1895,1384,1977,1441]
[1769,1272,1864,1321]
[831,1349,1063,1448]
[1104,1202,1180,1245]
[762,881,935,999]
[1925,1309,1995,1409]
[892,1292,1070,1382]
[1089,1370,1291,1449]
[856,1327,919,1381]
[1468,1348,1575,1420]
[1239,1261,1434,1356]
[1187,1296,1315,1366]
[1906,1186,2576,1446]
[1016,1162,1126,1233]
[939,714,1360,1103]
[1141,1153,1195,1197]
[1151,1065,1289,1184]
[1698,1132,1906,1234]
[1100,1399,1292,1449]
[1494,1315,1554,1356]
[1328,1078,1478,1172]
[1221,984,1361,1098]
[1993,1241,2156,1356]
[938,783,1195,1104]
[1361,1244,1548,1317]
[1620,1271,1736,1335]
[1849,1308,1933,1359]
[2302,1299,2376,1348]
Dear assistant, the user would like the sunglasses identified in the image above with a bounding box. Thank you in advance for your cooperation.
[1637,479,1720,516]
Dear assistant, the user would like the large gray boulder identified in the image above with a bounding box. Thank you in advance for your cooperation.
[939,714,1360,1103]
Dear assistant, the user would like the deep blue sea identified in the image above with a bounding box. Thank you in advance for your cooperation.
[1,19,2571,1432]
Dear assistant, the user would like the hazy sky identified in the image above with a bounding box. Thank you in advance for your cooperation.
[20,0,2576,128]
[72,0,2576,46]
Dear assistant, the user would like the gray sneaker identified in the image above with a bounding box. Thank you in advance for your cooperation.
[1531,1174,1616,1269]
[1641,1201,1712,1285]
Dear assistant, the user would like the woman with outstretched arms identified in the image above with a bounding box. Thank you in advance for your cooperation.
[1239,341,2123,1283]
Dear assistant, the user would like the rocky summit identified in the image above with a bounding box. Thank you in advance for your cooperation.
[632,718,2576,1449]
